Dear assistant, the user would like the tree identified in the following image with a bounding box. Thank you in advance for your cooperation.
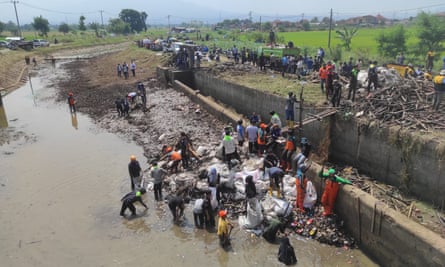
[79,16,86,31]
[5,21,17,35]
[89,22,100,37]
[32,16,50,37]
[0,21,4,35]
[262,22,272,32]
[311,17,319,23]
[58,23,70,34]
[321,17,330,24]
[108,18,130,34]
[119,9,145,33]
[140,11,148,32]
[302,21,310,31]
[376,25,406,58]
[335,27,358,51]
[416,12,445,54]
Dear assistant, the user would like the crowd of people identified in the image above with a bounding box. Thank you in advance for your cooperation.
[117,99,357,265]
[116,61,137,79]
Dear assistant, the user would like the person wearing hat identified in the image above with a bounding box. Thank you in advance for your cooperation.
[433,69,445,111]
[217,210,233,249]
[151,161,167,201]
[319,167,340,216]
[67,92,76,113]
[120,188,148,217]
[128,155,142,191]
[300,137,311,158]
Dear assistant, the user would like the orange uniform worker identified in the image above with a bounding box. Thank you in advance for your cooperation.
[170,151,182,173]
[281,128,296,171]
[319,168,340,216]
[319,63,328,94]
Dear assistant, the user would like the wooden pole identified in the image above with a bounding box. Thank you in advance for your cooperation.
[328,8,333,48]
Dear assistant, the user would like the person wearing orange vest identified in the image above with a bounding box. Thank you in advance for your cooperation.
[170,151,182,173]
[433,69,445,110]
[257,123,267,157]
[319,168,340,216]
[319,63,328,95]
[281,128,296,172]
[67,92,76,113]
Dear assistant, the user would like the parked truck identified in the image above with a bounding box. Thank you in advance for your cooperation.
[257,46,301,70]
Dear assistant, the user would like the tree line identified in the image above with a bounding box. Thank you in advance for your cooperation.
[0,8,148,37]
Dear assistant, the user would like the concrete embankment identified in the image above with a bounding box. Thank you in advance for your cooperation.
[157,66,445,267]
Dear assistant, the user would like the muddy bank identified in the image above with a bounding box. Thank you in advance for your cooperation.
[56,61,225,163]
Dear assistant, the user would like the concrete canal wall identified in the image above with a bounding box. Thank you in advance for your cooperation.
[158,67,445,267]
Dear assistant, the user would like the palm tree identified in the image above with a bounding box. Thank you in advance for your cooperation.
[335,27,358,51]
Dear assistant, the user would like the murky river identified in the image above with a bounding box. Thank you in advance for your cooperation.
[0,62,379,266]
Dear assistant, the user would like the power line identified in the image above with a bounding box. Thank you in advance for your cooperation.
[20,1,97,15]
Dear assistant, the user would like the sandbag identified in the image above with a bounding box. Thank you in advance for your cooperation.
[272,197,293,217]
[243,198,263,229]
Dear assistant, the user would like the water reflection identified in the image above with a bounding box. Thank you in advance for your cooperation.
[71,112,78,130]
[0,94,7,128]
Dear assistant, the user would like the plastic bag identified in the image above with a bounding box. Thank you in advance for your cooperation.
[243,198,263,228]
[303,181,317,209]
[272,197,293,217]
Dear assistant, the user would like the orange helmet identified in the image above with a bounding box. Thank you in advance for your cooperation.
[219,210,227,217]
[260,123,267,129]
[130,155,136,161]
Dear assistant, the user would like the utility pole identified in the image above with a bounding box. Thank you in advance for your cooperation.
[168,15,171,31]
[328,8,333,48]
[259,16,262,32]
[11,0,22,38]
[99,10,104,28]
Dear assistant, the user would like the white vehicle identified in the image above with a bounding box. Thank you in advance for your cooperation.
[5,36,24,41]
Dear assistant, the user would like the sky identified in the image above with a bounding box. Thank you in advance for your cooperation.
[1,0,445,25]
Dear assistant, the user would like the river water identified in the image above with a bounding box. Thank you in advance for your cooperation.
[0,62,379,267]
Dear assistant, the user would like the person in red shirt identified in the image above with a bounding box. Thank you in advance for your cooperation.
[319,63,327,95]
[67,92,76,113]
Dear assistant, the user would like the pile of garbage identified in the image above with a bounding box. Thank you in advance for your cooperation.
[143,153,357,248]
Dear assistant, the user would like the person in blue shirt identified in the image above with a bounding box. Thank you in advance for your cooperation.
[281,55,289,77]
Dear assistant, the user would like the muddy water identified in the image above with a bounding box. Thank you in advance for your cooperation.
[0,63,378,267]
